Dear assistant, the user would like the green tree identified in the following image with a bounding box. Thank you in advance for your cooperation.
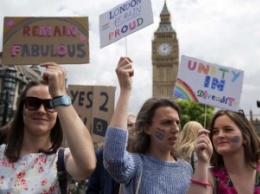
[175,99,215,129]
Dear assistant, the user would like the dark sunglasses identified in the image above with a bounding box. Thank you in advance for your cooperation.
[24,97,56,113]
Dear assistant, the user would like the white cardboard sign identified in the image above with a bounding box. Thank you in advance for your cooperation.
[99,0,153,48]
[173,55,244,111]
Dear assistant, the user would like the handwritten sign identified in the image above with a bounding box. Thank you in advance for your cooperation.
[173,55,244,111]
[99,0,153,48]
[68,85,115,142]
[2,17,89,65]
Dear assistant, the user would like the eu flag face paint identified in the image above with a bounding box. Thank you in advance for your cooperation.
[230,136,240,143]
[155,131,164,140]
[155,128,165,140]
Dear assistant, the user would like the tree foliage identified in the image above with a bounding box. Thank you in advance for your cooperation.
[175,99,215,129]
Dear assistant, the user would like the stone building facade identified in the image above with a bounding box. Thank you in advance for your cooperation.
[0,52,41,126]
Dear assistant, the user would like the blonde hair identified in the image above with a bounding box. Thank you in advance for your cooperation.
[175,121,203,161]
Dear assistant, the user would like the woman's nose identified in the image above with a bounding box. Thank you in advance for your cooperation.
[171,123,179,133]
[217,129,225,137]
[37,104,47,113]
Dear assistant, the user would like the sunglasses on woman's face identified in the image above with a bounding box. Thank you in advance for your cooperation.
[23,97,56,113]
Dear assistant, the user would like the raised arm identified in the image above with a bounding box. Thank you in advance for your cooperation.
[187,129,214,194]
[103,57,139,183]
[40,62,96,180]
[110,57,134,129]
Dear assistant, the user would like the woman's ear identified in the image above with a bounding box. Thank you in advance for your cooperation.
[143,124,152,135]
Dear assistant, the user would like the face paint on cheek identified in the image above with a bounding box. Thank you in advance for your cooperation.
[156,127,166,132]
[155,131,165,140]
[230,136,240,143]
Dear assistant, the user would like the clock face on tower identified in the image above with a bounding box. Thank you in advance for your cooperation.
[157,43,172,56]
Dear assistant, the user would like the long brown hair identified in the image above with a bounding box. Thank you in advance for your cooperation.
[209,109,260,169]
[5,81,63,162]
[132,97,181,157]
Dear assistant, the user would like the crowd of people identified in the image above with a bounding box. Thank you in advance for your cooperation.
[0,57,259,194]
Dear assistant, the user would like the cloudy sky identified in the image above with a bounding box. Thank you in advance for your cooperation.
[1,0,260,117]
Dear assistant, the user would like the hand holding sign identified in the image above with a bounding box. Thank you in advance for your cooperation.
[116,57,134,91]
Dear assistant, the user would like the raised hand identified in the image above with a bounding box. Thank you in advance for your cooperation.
[115,57,134,91]
[195,129,213,164]
[39,62,67,98]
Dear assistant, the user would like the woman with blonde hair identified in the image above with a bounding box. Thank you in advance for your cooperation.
[176,121,203,170]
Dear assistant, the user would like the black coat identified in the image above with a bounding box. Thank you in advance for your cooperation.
[86,149,120,194]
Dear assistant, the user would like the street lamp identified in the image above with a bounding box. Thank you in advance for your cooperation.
[1,91,10,127]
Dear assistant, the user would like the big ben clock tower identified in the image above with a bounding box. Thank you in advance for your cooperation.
[152,1,179,97]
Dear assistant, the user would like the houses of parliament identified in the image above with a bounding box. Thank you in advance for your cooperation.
[0,1,259,134]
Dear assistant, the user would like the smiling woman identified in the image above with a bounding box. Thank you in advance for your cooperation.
[0,62,96,194]
[188,109,260,194]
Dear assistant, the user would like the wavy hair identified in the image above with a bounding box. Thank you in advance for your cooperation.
[209,109,260,169]
[5,81,63,162]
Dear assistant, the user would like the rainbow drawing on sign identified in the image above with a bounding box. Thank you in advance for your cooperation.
[173,78,198,102]
[102,22,110,31]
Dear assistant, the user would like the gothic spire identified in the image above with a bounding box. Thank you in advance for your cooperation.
[156,0,174,33]
[161,0,170,18]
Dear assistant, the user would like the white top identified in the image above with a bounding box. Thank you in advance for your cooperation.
[0,144,70,194]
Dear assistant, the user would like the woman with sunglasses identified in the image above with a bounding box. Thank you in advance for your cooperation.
[103,57,192,193]
[187,109,260,194]
[0,62,96,193]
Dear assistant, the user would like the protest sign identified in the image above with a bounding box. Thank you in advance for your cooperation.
[173,55,244,111]
[2,17,89,65]
[68,85,116,142]
[99,0,153,48]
